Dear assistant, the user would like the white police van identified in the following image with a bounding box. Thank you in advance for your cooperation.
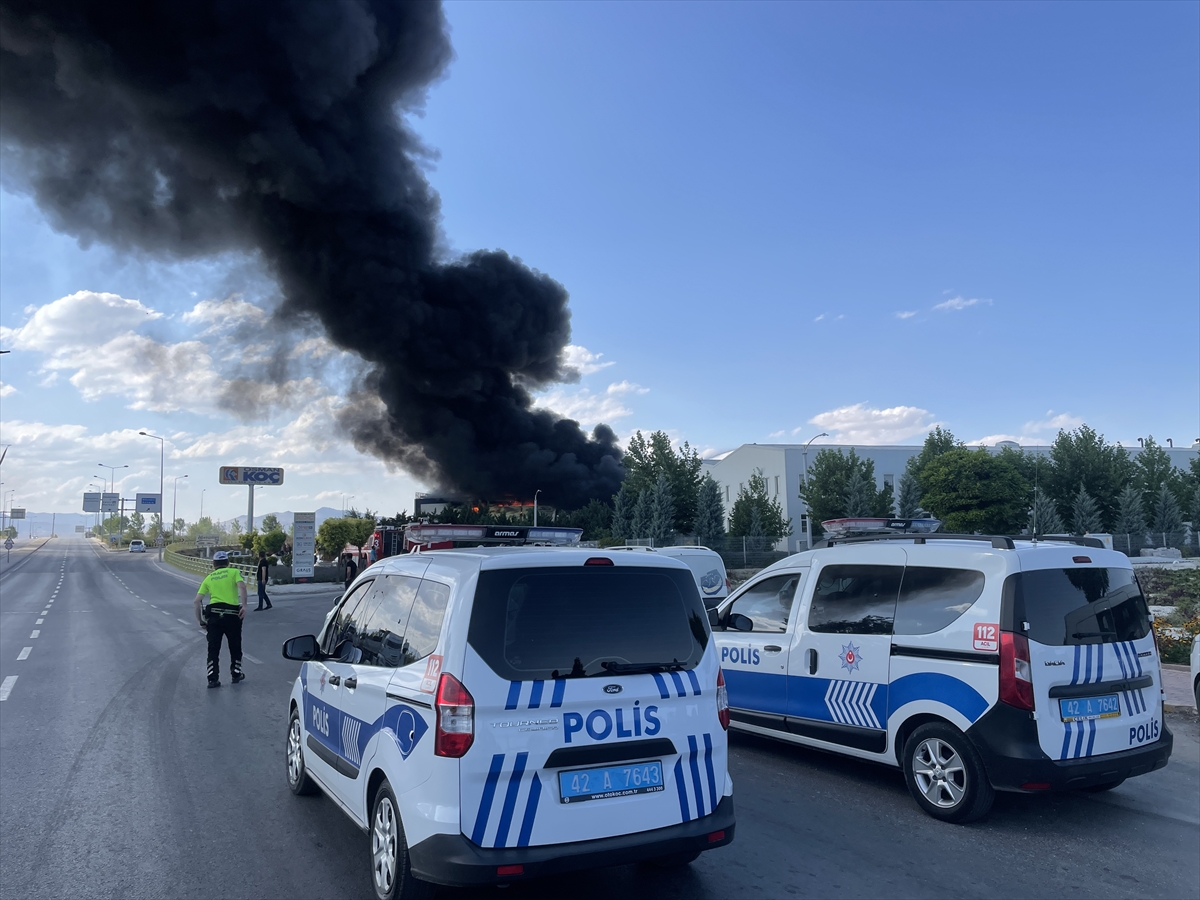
[712,532,1172,823]
[282,547,734,899]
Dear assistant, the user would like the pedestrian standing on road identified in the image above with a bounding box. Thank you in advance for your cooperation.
[194,551,247,688]
[255,550,273,611]
[343,553,357,590]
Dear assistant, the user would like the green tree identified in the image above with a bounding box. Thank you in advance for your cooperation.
[1136,436,1180,513]
[2,525,17,539]
[1071,483,1102,535]
[316,517,358,556]
[240,529,258,551]
[630,490,651,541]
[843,468,875,518]
[620,430,703,533]
[1028,488,1065,535]
[562,499,612,543]
[610,485,634,542]
[729,470,792,538]
[897,469,922,518]
[172,517,186,538]
[260,513,281,533]
[694,474,726,547]
[801,448,888,534]
[1043,425,1133,530]
[648,472,675,544]
[253,528,288,557]
[920,448,1030,534]
[126,511,146,540]
[1113,485,1147,536]
[228,518,243,540]
[1151,483,1183,534]
[902,426,961,506]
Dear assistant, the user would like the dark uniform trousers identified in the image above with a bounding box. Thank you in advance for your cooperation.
[206,606,243,680]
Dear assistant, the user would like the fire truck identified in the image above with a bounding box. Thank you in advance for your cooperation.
[368,523,583,559]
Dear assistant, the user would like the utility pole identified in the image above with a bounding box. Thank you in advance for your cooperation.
[533,489,541,527]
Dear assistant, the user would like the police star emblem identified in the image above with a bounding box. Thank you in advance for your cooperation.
[839,641,862,674]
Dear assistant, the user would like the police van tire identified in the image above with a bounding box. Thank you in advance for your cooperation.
[286,709,318,796]
[902,722,994,824]
[370,781,431,900]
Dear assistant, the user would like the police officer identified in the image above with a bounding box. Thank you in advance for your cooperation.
[193,550,248,688]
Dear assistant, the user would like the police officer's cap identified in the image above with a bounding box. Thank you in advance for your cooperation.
[213,550,229,561]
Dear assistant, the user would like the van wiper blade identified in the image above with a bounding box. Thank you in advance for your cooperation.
[1072,631,1117,639]
[600,659,686,675]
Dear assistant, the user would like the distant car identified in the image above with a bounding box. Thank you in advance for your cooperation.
[654,546,731,610]
[1191,634,1199,712]
[128,540,146,553]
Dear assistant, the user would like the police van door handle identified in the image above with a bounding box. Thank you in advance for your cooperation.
[343,676,358,689]
[328,674,341,686]
[806,648,818,674]
[763,645,782,653]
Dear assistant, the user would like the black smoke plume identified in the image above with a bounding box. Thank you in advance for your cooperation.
[0,0,623,508]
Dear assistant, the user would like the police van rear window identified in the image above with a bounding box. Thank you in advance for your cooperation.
[468,567,709,681]
[1012,567,1150,646]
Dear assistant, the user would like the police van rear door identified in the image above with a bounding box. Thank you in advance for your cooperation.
[1015,556,1162,763]
[460,557,724,849]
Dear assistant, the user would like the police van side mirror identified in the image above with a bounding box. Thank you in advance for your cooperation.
[729,613,754,632]
[707,608,723,630]
[282,634,321,660]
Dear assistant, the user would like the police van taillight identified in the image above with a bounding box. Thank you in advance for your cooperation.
[999,631,1035,711]
[435,673,475,757]
[716,668,730,730]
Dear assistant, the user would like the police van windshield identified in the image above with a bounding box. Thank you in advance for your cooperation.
[1014,567,1151,646]
[468,567,709,681]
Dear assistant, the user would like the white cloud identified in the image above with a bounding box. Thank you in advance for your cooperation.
[1,290,161,354]
[605,380,648,396]
[562,344,615,376]
[970,411,1085,447]
[768,429,787,438]
[535,381,645,427]
[0,381,15,397]
[933,296,992,312]
[1025,411,1084,433]
[180,295,268,333]
[809,403,942,444]
[813,314,825,322]
[895,310,917,319]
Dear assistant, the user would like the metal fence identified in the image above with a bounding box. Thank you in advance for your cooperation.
[165,543,258,579]
[623,535,790,570]
[1110,532,1195,558]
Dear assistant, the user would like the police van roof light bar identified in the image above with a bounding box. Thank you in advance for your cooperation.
[815,533,1016,550]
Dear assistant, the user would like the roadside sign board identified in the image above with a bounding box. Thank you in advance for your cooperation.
[9,508,25,520]
[101,493,119,513]
[219,466,284,486]
[195,533,220,548]
[135,493,163,514]
[83,492,101,513]
[75,525,86,533]
[4,538,13,550]
[292,511,316,580]
[155,534,164,547]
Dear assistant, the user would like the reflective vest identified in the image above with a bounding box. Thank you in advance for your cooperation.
[199,566,243,608]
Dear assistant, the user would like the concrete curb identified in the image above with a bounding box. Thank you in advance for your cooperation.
[1164,704,1198,717]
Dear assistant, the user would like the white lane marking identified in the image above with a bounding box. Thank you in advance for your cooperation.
[244,654,263,665]
[150,604,158,608]
[41,610,49,615]
[35,618,43,625]
[0,676,16,701]
[17,647,32,661]
[30,630,39,639]
[161,610,170,616]
[177,618,190,625]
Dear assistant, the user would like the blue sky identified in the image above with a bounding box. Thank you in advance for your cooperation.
[1,1,1197,520]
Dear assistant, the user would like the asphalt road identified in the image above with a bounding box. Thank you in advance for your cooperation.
[2,536,1197,900]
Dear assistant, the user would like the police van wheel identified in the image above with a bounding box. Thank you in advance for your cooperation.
[902,723,994,824]
[370,781,430,900]
[286,709,317,796]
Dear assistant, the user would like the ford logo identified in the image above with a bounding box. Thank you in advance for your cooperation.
[603,684,622,694]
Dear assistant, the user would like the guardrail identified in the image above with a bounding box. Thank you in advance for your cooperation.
[164,544,256,579]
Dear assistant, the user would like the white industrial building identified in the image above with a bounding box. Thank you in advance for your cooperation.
[703,440,1200,553]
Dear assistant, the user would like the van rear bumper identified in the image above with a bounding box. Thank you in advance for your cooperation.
[408,796,735,886]
[967,702,1173,792]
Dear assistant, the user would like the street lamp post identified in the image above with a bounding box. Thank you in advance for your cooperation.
[139,431,165,557]
[172,475,189,541]
[200,489,206,521]
[99,463,128,544]
[802,433,828,551]
[342,494,354,516]
[533,489,541,527]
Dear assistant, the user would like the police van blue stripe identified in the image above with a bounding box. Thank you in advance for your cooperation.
[1071,646,1081,685]
[550,679,566,708]
[669,671,687,698]
[687,735,706,818]
[528,680,544,710]
[1085,718,1097,757]
[505,682,521,711]
[1060,721,1073,760]
[472,754,505,845]
[1073,720,1085,758]
[686,669,702,696]
[652,673,670,700]
[1095,644,1103,682]
[673,758,690,822]
[516,774,542,848]
[1131,641,1143,676]
[703,733,717,812]
[494,752,528,848]
[1083,645,1093,684]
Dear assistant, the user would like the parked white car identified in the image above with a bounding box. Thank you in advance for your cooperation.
[128,540,146,553]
